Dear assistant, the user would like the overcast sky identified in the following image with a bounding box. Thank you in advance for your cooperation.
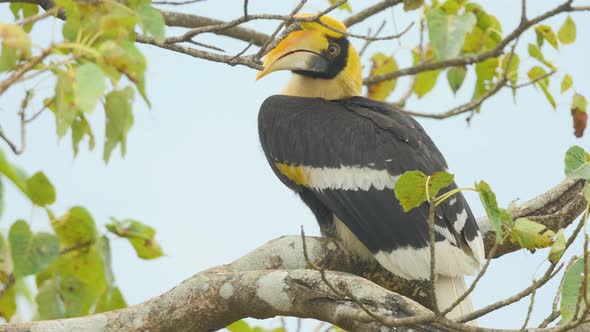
[1,0,590,330]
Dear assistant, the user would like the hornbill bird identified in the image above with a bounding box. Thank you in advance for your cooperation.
[256,15,484,319]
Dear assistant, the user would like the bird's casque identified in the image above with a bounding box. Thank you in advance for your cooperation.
[256,14,484,319]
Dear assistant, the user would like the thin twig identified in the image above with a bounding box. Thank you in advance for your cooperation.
[186,39,225,52]
[17,6,58,26]
[358,20,386,57]
[152,0,204,5]
[508,71,556,89]
[256,0,309,58]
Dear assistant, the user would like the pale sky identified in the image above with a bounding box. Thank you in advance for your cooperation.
[1,0,590,330]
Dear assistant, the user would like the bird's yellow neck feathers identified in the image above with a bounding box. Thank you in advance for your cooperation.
[260,15,362,100]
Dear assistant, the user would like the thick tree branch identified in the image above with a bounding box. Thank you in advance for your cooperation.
[0,179,584,332]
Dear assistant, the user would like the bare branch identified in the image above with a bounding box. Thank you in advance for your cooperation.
[152,0,204,5]
[342,0,403,27]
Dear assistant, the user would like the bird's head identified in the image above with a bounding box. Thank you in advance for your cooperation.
[256,14,362,100]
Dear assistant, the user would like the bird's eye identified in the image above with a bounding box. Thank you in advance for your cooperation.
[327,43,340,57]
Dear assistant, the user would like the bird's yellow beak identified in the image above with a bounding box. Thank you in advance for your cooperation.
[256,29,330,80]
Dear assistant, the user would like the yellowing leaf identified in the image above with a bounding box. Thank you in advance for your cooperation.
[558,15,576,44]
[52,206,98,249]
[572,93,587,113]
[426,8,476,60]
[106,218,163,259]
[561,74,573,94]
[394,170,454,212]
[403,0,423,11]
[534,24,558,49]
[510,218,554,250]
[25,171,56,206]
[528,66,556,109]
[0,23,31,72]
[328,0,352,12]
[367,53,398,101]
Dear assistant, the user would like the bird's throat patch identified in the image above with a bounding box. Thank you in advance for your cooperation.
[275,163,310,186]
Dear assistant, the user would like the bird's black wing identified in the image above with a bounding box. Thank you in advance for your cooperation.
[258,95,483,279]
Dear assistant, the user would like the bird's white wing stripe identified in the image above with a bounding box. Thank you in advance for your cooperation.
[454,209,468,233]
[374,240,482,280]
[305,166,400,191]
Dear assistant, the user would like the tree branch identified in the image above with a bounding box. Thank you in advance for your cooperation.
[363,1,590,85]
[0,178,584,332]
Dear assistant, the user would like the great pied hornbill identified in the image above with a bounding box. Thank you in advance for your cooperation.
[256,15,484,318]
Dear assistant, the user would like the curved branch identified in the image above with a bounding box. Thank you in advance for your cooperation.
[363,1,590,85]
[0,179,585,332]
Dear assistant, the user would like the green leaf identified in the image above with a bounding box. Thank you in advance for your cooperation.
[136,4,165,43]
[561,74,573,94]
[9,220,60,278]
[94,287,126,313]
[561,257,589,322]
[52,206,98,249]
[476,180,511,243]
[534,24,558,49]
[584,183,590,203]
[414,69,441,99]
[403,0,423,11]
[39,245,108,317]
[394,170,454,212]
[9,4,39,33]
[528,43,556,70]
[0,273,16,320]
[564,146,590,179]
[99,41,148,105]
[76,64,106,114]
[510,218,554,250]
[446,66,466,94]
[106,218,163,259]
[54,69,79,138]
[227,320,252,332]
[501,54,519,98]
[426,8,476,60]
[528,66,556,109]
[36,278,66,320]
[0,149,28,194]
[328,0,352,12]
[0,177,4,219]
[558,15,576,44]
[548,229,565,264]
[367,53,398,101]
[71,115,95,156]
[103,87,135,163]
[0,24,31,72]
[25,171,56,206]
[573,93,587,113]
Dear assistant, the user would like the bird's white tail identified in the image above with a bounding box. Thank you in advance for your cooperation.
[435,276,476,325]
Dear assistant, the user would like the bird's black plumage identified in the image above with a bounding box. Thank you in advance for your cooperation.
[258,95,482,279]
